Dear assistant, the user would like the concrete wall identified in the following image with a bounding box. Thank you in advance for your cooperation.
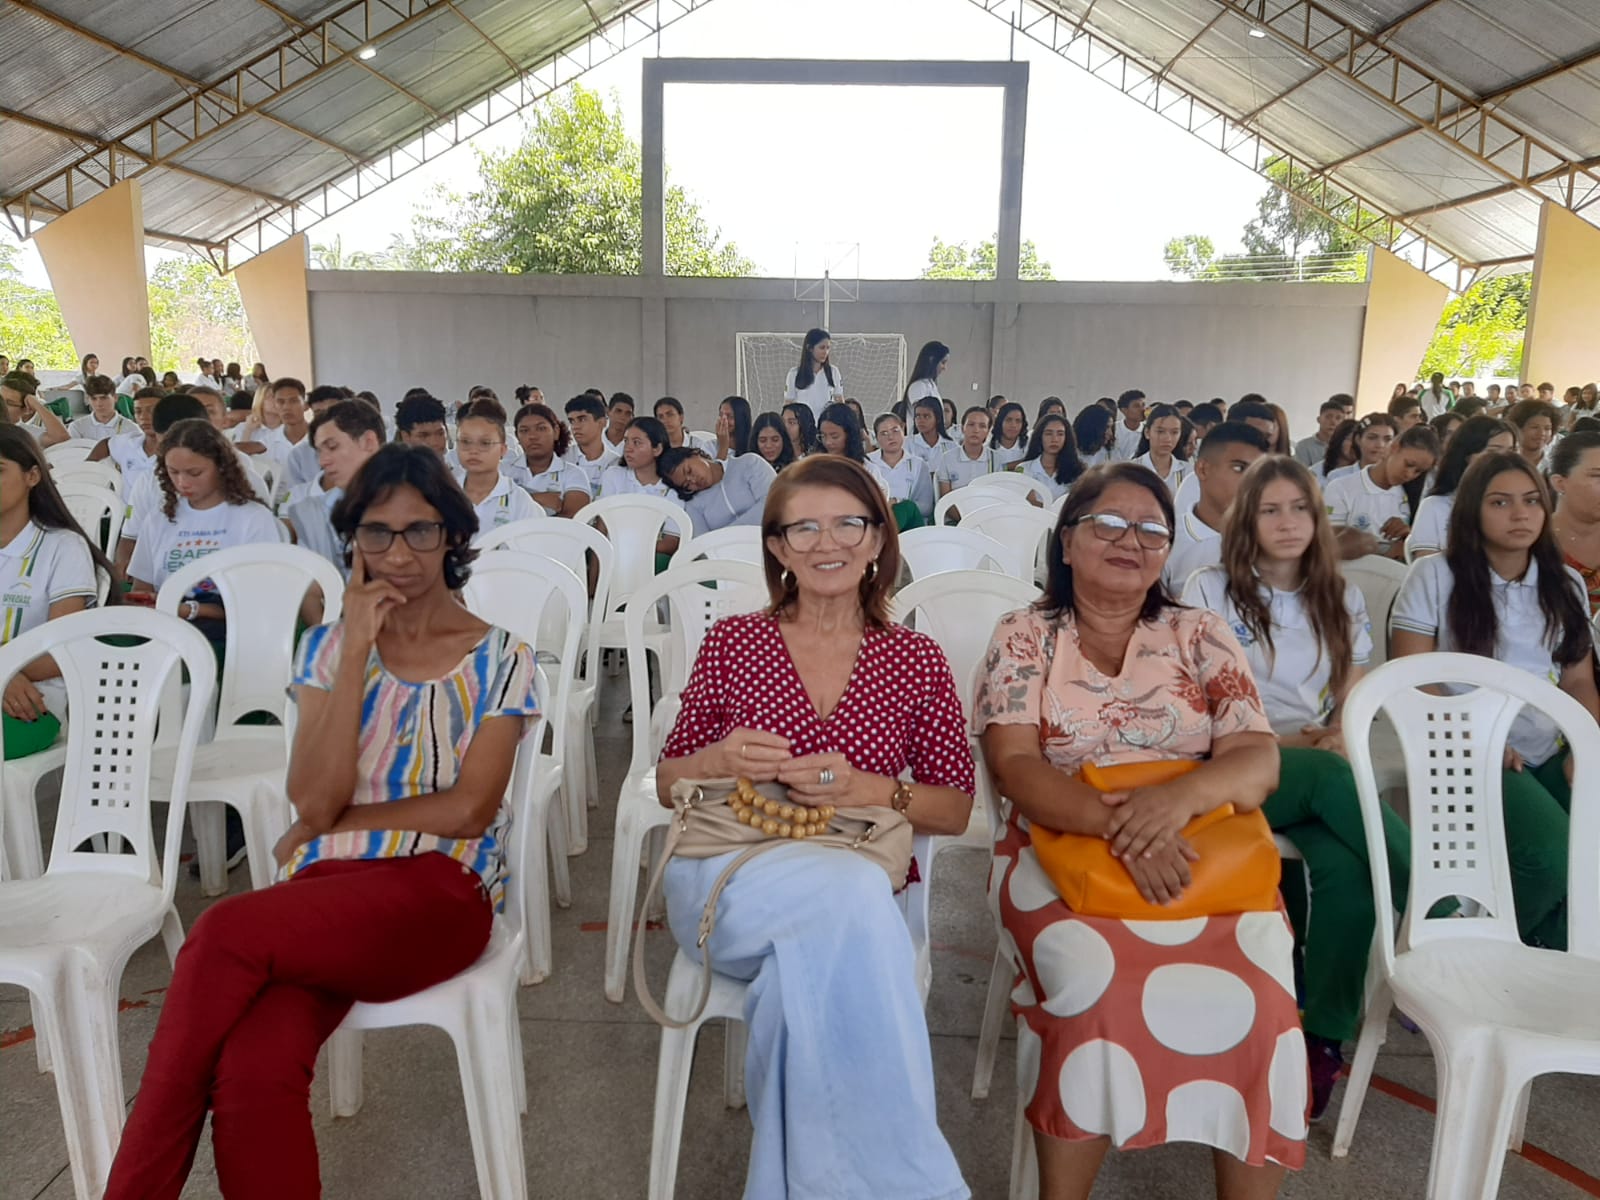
[308,271,1367,436]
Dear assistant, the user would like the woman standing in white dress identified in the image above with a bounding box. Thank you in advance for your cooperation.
[782,328,844,421]
[902,340,949,413]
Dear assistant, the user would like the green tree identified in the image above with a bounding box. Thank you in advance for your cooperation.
[920,235,1054,280]
[147,258,255,371]
[311,234,382,270]
[398,84,754,277]
[1420,272,1530,379]
[0,243,76,368]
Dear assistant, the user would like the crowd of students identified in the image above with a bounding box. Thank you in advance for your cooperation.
[5,332,1600,1199]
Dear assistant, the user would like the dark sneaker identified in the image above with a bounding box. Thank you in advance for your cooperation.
[1307,1034,1344,1121]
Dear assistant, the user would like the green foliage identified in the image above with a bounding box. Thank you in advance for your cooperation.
[1419,272,1530,379]
[311,234,384,270]
[919,235,1054,280]
[393,84,754,277]
[0,243,76,367]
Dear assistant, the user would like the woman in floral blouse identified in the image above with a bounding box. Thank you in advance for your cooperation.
[977,461,1305,1200]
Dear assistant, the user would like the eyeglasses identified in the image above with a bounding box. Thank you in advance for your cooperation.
[777,515,877,552]
[352,521,446,554]
[1071,511,1172,550]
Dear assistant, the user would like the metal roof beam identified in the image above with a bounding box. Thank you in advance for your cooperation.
[246,0,444,119]
[1316,126,1417,171]
[3,1,208,91]
[445,1,525,78]
[1235,67,1324,123]
[1211,0,1600,216]
[1369,0,1453,41]
[0,106,102,144]
[1473,45,1600,106]
[1398,182,1516,218]
[1154,7,1230,84]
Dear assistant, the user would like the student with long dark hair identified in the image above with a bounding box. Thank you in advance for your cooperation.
[1410,416,1516,557]
[816,402,870,465]
[1317,418,1360,481]
[781,401,819,458]
[1131,403,1190,495]
[1393,451,1595,950]
[1323,423,1438,560]
[867,411,934,527]
[750,411,795,472]
[1184,456,1413,1118]
[1012,413,1082,501]
[653,396,715,455]
[597,415,676,502]
[989,401,1029,468]
[715,394,753,460]
[1071,403,1115,469]
[1035,396,1066,423]
[783,328,843,419]
[902,340,949,407]
[907,395,952,463]
[0,426,117,758]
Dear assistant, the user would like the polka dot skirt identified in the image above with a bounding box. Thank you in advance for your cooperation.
[995,814,1308,1167]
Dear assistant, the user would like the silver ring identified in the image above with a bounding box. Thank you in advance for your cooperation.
[819,768,835,786]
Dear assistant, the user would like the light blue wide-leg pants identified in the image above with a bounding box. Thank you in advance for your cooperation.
[665,844,970,1200]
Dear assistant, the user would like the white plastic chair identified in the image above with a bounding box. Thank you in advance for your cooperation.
[0,609,216,1200]
[1343,553,1408,668]
[153,544,345,895]
[968,470,1051,506]
[899,526,1007,580]
[57,478,126,556]
[1335,652,1600,1197]
[681,524,763,565]
[579,494,694,658]
[647,829,939,1200]
[43,439,97,468]
[954,505,1057,584]
[475,517,614,852]
[604,557,768,1003]
[323,693,547,1200]
[54,460,121,493]
[461,553,588,985]
[932,486,1014,526]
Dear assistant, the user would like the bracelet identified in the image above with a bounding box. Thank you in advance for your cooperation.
[890,779,914,814]
[183,600,200,621]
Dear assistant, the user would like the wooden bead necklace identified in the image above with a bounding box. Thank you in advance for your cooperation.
[730,777,836,840]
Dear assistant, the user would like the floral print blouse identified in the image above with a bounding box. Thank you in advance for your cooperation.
[974,605,1272,771]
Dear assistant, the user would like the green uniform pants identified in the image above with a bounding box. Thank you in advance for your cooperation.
[1498,751,1571,951]
[1263,747,1411,1043]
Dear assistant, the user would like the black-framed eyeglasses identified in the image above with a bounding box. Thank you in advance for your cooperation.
[1071,512,1172,550]
[777,515,878,552]
[352,521,446,554]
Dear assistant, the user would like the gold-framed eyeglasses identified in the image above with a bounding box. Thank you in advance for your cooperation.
[1071,512,1172,550]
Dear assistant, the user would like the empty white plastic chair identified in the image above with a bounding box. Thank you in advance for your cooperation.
[899,526,1007,580]
[932,486,1013,526]
[1342,553,1408,668]
[968,470,1051,506]
[959,505,1057,583]
[153,545,345,895]
[1335,653,1600,1197]
[43,439,97,468]
[475,517,613,852]
[54,460,121,493]
[681,524,763,565]
[604,557,767,1002]
[0,609,216,1199]
[579,494,694,658]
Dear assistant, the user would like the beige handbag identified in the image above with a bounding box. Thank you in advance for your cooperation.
[632,776,913,1028]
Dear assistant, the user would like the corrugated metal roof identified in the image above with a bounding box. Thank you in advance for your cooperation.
[0,0,1596,277]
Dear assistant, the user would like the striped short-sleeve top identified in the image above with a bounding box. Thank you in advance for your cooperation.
[283,622,539,908]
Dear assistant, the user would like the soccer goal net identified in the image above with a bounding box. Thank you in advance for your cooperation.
[735,333,908,417]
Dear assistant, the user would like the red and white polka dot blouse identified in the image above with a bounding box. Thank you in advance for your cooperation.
[661,612,977,798]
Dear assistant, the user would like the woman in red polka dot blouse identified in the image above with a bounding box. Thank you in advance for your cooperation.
[658,456,976,1199]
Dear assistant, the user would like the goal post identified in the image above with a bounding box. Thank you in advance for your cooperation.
[734,333,908,418]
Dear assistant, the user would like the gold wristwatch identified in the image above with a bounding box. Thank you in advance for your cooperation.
[890,780,914,814]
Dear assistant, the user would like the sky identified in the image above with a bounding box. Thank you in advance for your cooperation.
[10,0,1274,287]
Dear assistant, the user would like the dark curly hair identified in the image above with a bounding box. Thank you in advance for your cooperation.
[331,444,479,590]
[156,419,264,520]
[511,402,572,458]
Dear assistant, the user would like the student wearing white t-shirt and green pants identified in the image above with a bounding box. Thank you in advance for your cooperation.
[0,426,113,771]
[1392,450,1596,953]
[1182,456,1419,1120]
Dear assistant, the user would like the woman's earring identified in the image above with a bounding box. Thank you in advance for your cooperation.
[780,567,797,590]
[863,560,879,585]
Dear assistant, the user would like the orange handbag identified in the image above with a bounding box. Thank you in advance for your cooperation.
[1030,758,1281,920]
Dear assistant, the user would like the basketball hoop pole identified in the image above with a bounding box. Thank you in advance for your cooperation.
[823,269,831,331]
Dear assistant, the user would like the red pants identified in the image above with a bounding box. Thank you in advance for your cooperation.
[105,853,492,1200]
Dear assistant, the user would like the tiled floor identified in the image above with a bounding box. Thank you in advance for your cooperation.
[3,675,1597,1198]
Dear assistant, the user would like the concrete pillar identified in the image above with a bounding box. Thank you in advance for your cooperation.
[1355,248,1449,413]
[641,59,665,279]
[235,234,313,384]
[641,295,667,401]
[994,63,1029,285]
[32,179,151,365]
[1524,203,1600,389]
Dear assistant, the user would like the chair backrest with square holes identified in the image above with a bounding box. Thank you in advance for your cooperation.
[0,610,218,896]
[1343,652,1600,968]
[580,495,694,623]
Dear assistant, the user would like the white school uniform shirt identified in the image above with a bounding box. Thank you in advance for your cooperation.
[1323,466,1411,549]
[783,366,844,420]
[115,374,143,397]
[563,443,619,494]
[1131,452,1191,495]
[1112,420,1144,461]
[0,522,98,716]
[1182,566,1373,734]
[935,443,998,490]
[283,476,327,510]
[122,446,270,541]
[68,413,138,442]
[1161,503,1222,593]
[865,449,935,517]
[1018,456,1072,501]
[596,464,675,502]
[1408,493,1454,556]
[460,471,543,530]
[908,432,955,463]
[1392,554,1589,765]
[107,430,155,498]
[519,458,593,514]
[602,430,627,457]
[905,379,941,405]
[991,440,1027,469]
[1325,463,1360,483]
[1080,447,1113,470]
[128,498,283,596]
